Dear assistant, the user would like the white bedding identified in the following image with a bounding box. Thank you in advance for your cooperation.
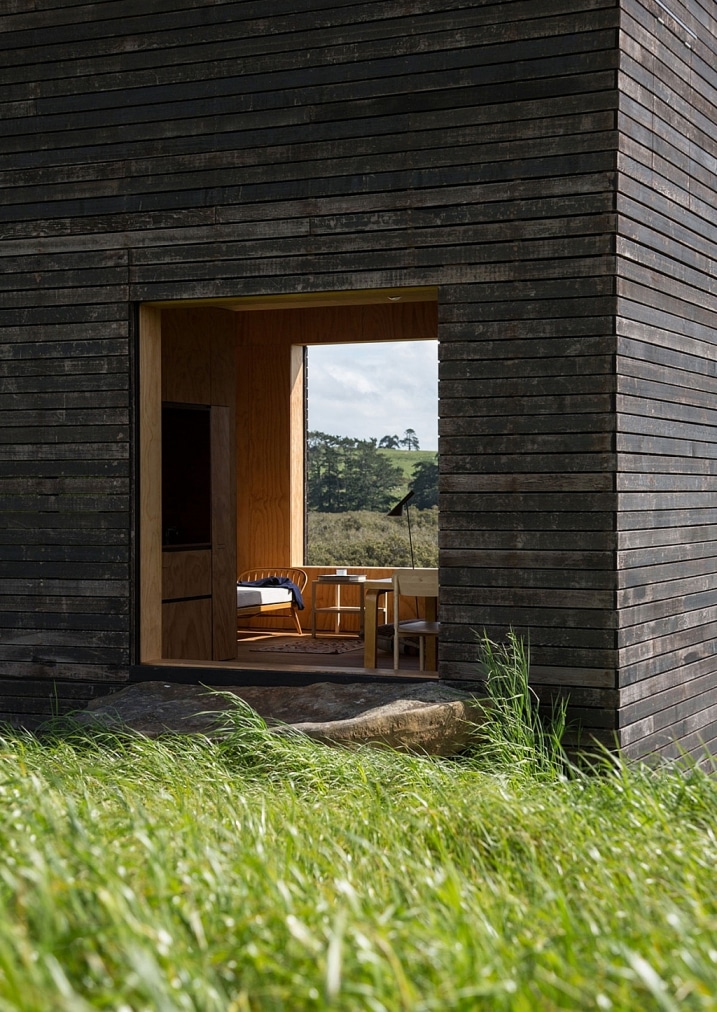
[236,586,293,609]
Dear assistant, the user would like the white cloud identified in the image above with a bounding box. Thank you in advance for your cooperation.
[321,363,380,397]
[307,340,438,450]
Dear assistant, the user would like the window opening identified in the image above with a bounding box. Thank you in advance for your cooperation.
[305,340,438,568]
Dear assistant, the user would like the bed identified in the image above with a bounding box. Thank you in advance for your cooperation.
[236,567,308,635]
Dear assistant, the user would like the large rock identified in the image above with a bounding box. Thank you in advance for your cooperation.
[77,681,487,756]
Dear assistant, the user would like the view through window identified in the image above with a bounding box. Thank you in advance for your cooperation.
[306,340,438,567]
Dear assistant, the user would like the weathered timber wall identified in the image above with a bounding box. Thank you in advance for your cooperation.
[437,4,620,751]
[2,0,626,742]
[616,0,717,759]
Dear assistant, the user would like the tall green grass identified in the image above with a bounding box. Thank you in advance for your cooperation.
[474,631,568,781]
[0,654,715,1009]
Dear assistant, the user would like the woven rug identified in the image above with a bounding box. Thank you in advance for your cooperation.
[252,638,363,655]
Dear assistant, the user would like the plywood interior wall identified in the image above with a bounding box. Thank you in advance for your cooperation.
[235,325,295,571]
[235,300,437,574]
[160,307,237,659]
[139,305,163,662]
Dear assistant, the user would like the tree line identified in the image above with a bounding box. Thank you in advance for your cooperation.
[307,431,438,513]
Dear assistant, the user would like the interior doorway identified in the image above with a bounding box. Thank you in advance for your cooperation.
[138,287,438,667]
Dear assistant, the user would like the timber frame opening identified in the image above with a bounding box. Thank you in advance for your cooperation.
[138,288,438,667]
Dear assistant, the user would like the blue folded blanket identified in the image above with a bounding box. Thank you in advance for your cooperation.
[237,576,305,610]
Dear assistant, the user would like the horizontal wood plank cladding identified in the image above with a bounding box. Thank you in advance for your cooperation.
[618,97,717,215]
[0,0,620,236]
[3,101,614,179]
[441,566,615,592]
[618,254,717,322]
[1,0,626,744]
[617,341,717,399]
[0,679,118,730]
[444,640,617,671]
[0,189,617,261]
[616,0,717,757]
[618,622,717,680]
[2,146,619,226]
[0,28,620,139]
[618,682,717,750]
[445,602,616,630]
[0,273,132,686]
[6,73,618,129]
[1,2,619,78]
[442,661,616,690]
[441,512,614,537]
[435,172,616,745]
[130,234,615,284]
[3,99,618,174]
[443,473,613,493]
[441,528,615,552]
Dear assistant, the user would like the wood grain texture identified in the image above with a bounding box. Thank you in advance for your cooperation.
[161,309,211,404]
[616,0,717,757]
[139,304,162,662]
[162,550,211,602]
[157,310,237,661]
[8,0,712,755]
[235,330,292,573]
[162,598,212,661]
[211,406,238,660]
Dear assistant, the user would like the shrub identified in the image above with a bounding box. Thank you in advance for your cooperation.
[306,507,438,567]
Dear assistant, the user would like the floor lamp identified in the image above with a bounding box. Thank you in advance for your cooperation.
[387,489,415,568]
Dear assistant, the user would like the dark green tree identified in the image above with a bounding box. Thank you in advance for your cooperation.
[411,458,438,509]
[400,428,420,450]
[306,432,345,512]
[307,432,404,512]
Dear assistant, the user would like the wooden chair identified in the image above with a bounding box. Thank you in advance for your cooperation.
[392,568,440,671]
[237,567,308,635]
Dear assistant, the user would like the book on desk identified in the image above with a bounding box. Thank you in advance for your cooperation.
[316,574,366,583]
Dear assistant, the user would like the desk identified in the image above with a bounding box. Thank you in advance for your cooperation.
[311,576,371,637]
[362,578,393,667]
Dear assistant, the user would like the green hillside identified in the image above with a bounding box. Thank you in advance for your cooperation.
[378,448,437,483]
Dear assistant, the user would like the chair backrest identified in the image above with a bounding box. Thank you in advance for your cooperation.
[392,568,438,600]
[392,568,438,627]
[238,567,308,592]
[392,568,439,670]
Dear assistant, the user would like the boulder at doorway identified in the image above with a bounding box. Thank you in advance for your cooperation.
[76,681,486,756]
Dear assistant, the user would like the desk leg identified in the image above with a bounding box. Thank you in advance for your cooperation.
[363,590,381,668]
[359,583,365,637]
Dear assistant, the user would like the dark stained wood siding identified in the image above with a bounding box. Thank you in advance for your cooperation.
[616,0,717,759]
[0,678,118,731]
[436,6,620,749]
[3,0,712,755]
[0,0,630,744]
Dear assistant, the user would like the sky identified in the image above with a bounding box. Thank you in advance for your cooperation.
[307,340,438,451]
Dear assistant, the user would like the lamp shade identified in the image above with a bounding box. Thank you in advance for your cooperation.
[387,489,415,517]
